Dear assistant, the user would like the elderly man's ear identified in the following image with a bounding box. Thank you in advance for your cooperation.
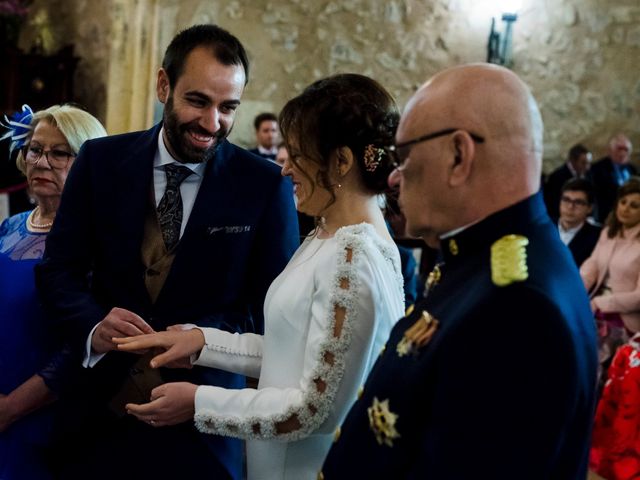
[448,131,476,187]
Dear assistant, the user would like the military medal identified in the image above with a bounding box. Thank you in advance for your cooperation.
[396,310,439,357]
[367,397,401,447]
[424,262,442,296]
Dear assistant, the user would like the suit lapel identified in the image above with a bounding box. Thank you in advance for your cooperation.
[110,125,160,275]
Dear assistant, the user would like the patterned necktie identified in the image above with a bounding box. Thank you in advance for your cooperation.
[157,164,193,251]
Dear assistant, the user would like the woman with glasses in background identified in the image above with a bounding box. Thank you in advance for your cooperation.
[0,104,106,479]
[581,177,640,480]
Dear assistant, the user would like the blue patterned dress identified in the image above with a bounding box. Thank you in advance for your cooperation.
[0,211,57,479]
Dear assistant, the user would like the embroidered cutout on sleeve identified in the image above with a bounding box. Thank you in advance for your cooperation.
[194,226,372,441]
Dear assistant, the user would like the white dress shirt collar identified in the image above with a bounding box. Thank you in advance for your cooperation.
[257,145,278,156]
[155,127,207,177]
[558,221,583,246]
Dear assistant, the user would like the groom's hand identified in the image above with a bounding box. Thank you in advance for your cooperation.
[92,307,155,354]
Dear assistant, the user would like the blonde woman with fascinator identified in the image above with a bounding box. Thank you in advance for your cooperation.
[115,74,405,479]
[0,104,106,479]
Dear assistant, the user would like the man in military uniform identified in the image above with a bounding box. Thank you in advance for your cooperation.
[321,64,598,479]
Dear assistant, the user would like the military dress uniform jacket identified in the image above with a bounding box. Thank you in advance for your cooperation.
[322,193,598,479]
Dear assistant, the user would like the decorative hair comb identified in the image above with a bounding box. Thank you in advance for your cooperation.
[364,144,384,172]
[1,104,34,154]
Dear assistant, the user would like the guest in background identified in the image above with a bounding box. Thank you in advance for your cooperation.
[557,178,600,267]
[275,141,319,241]
[115,73,405,480]
[248,112,279,161]
[589,332,640,480]
[385,193,419,308]
[275,142,288,167]
[591,134,636,223]
[0,104,106,480]
[544,143,592,219]
[581,177,640,385]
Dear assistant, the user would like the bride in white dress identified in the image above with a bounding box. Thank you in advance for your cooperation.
[116,73,405,480]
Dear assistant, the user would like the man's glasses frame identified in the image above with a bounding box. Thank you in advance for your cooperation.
[387,128,485,170]
[560,195,590,208]
[23,144,76,170]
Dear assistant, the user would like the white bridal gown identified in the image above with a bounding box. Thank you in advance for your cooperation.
[192,223,405,480]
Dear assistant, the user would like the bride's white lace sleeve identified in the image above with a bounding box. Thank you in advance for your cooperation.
[193,329,264,379]
[193,229,383,441]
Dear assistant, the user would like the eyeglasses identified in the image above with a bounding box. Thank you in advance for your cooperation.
[560,195,589,208]
[387,128,485,170]
[24,144,76,170]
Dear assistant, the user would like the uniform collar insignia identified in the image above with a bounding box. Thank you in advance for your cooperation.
[423,262,443,297]
[491,234,529,287]
[367,397,401,447]
[426,263,442,289]
[448,238,459,255]
[397,310,439,357]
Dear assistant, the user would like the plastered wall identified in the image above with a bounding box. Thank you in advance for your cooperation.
[21,0,640,170]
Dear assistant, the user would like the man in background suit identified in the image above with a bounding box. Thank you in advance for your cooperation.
[322,64,597,479]
[248,112,279,161]
[36,25,299,479]
[544,143,592,219]
[557,178,601,267]
[591,133,636,223]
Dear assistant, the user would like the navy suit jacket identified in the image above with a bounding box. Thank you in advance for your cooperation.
[567,221,601,267]
[36,124,299,478]
[323,193,597,479]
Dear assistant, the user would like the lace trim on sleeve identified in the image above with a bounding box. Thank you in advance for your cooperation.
[194,225,372,441]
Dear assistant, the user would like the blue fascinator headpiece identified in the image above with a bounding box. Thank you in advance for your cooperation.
[1,104,34,154]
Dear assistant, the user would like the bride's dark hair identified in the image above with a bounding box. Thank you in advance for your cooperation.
[279,73,399,210]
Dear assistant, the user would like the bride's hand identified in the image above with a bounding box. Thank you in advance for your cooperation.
[113,328,205,368]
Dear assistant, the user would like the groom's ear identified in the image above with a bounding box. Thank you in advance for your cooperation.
[157,69,170,104]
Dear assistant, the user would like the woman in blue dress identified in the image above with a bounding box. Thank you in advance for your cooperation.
[0,104,106,479]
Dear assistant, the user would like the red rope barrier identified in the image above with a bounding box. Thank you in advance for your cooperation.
[0,182,28,194]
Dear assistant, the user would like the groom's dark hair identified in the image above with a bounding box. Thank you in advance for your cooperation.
[162,24,250,87]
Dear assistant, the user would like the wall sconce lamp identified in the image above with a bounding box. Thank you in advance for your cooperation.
[486,4,520,67]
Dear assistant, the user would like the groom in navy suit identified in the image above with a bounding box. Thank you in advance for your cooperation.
[36,25,298,479]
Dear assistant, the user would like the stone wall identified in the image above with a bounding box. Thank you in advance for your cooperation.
[20,0,111,130]
[20,0,640,170]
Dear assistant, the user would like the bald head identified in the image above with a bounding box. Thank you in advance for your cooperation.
[608,133,632,165]
[391,63,544,239]
[404,63,543,180]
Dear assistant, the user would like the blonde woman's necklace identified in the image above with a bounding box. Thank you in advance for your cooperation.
[28,206,54,230]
